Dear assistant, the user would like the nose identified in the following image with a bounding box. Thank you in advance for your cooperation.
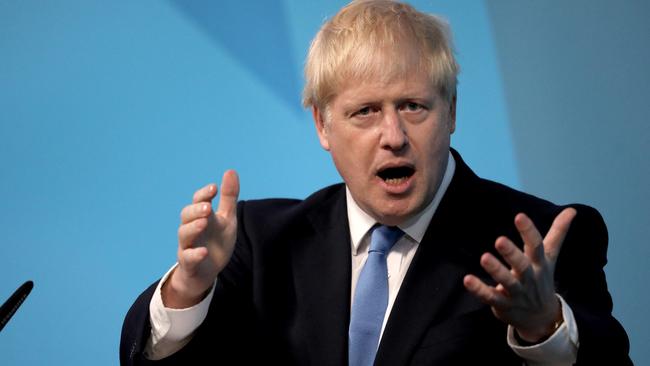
[379,109,409,151]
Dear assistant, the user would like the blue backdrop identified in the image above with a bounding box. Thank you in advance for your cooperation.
[1,1,647,364]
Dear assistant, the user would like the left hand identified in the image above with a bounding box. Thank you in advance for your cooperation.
[463,207,577,342]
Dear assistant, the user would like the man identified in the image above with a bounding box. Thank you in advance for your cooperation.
[121,1,631,365]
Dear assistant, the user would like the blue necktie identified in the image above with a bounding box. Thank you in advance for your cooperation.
[349,225,404,366]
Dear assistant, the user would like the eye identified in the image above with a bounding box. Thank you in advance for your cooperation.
[352,106,378,118]
[356,107,371,116]
[401,102,423,112]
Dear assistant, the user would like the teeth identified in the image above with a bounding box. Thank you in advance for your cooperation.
[385,177,407,185]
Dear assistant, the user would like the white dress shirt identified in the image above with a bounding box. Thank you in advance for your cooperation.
[146,152,578,364]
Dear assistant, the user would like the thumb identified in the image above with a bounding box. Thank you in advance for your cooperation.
[544,207,577,262]
[216,169,240,219]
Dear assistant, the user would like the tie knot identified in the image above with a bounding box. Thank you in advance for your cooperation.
[369,225,404,254]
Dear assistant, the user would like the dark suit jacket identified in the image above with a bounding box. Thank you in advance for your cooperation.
[121,150,631,365]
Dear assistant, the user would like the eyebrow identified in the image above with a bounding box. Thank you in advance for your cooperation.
[345,94,436,109]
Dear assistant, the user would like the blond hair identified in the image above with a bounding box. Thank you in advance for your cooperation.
[302,0,459,110]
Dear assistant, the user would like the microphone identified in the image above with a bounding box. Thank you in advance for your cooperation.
[0,281,34,332]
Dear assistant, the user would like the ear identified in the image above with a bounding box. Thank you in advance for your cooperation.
[312,105,331,151]
[448,94,457,134]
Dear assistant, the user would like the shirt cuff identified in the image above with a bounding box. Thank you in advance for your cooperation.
[144,263,217,360]
[507,294,579,365]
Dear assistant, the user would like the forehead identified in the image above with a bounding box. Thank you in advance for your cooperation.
[332,71,438,106]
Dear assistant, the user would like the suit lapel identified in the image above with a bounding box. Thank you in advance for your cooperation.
[291,185,351,365]
[286,152,490,365]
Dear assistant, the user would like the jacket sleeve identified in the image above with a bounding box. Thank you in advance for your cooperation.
[554,204,632,365]
[120,281,159,366]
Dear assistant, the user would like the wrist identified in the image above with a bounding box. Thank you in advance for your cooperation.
[514,317,563,345]
[161,268,211,309]
[515,299,564,344]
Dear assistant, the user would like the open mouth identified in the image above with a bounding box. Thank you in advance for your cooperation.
[377,166,415,185]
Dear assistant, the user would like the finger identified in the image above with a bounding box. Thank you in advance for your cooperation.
[463,274,510,309]
[514,213,545,265]
[216,170,240,219]
[494,236,531,276]
[180,202,213,224]
[178,217,208,249]
[193,183,218,204]
[543,207,577,261]
[480,251,524,294]
[178,246,208,270]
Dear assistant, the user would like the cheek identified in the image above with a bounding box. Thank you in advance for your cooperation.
[412,121,449,147]
[329,135,374,179]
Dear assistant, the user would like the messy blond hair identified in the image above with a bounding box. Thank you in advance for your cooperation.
[302,0,459,110]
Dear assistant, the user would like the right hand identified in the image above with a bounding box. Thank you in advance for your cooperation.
[162,170,240,308]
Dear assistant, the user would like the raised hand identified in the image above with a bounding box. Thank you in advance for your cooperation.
[463,207,577,342]
[162,170,240,309]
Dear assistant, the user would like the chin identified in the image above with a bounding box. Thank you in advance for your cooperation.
[373,203,416,226]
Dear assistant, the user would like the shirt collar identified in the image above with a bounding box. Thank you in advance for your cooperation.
[346,151,456,254]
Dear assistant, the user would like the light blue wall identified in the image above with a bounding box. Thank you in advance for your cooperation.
[0,1,644,364]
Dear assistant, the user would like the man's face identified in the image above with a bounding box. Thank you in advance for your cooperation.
[313,72,456,226]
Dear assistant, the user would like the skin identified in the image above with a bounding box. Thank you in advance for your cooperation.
[464,208,576,342]
[163,68,576,344]
[162,170,239,308]
[313,73,456,226]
